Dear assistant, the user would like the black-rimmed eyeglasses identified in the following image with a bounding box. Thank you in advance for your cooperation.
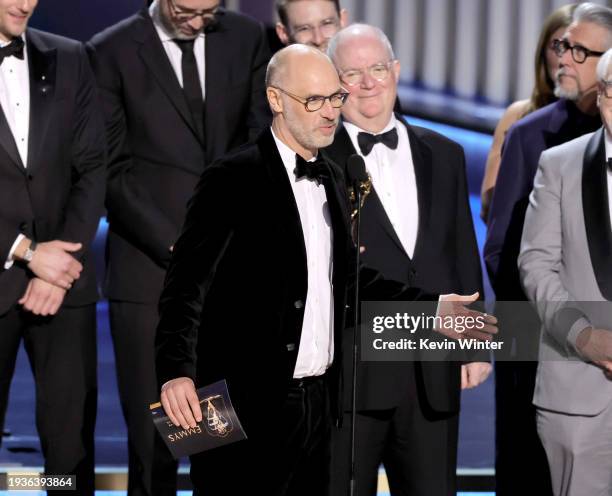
[552,38,605,64]
[273,86,349,112]
[168,0,219,23]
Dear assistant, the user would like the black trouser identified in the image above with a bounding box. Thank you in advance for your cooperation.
[109,301,177,496]
[191,375,331,496]
[0,304,97,496]
[331,367,458,496]
[495,361,552,496]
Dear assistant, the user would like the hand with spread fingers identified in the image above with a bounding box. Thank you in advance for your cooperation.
[436,292,498,341]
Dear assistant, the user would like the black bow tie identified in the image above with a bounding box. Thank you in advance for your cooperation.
[357,127,398,156]
[0,37,24,65]
[608,158,612,171]
[294,154,329,185]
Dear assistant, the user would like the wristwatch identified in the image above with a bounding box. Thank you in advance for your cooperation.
[22,240,37,263]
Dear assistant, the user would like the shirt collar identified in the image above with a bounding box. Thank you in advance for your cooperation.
[0,32,26,49]
[271,127,319,175]
[343,113,397,142]
[149,0,205,43]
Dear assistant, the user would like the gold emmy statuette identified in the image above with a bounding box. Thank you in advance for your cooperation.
[200,395,231,437]
[349,174,372,221]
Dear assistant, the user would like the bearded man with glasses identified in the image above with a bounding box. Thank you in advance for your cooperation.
[518,47,612,495]
[484,3,612,495]
[87,1,271,494]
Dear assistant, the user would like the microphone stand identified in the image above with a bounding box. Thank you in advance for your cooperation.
[349,185,362,496]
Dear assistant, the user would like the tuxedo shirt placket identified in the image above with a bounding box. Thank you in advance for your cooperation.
[345,117,419,258]
[272,130,334,378]
[1,36,29,269]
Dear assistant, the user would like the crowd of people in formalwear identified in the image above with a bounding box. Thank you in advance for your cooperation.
[0,1,610,495]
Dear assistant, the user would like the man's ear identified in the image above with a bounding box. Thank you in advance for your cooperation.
[276,22,290,45]
[392,59,401,82]
[267,87,283,113]
[339,9,349,28]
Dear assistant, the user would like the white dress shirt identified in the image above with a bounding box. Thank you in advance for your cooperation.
[150,1,206,99]
[605,129,612,228]
[1,34,29,269]
[344,115,419,258]
[272,129,334,378]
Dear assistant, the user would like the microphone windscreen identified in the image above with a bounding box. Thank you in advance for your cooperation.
[346,154,367,184]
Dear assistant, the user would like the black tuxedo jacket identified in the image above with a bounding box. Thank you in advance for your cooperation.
[155,129,433,436]
[87,8,271,303]
[0,29,106,315]
[324,115,483,413]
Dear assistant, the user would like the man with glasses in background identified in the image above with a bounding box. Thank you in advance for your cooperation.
[275,0,348,52]
[518,47,612,496]
[87,1,270,494]
[484,3,612,495]
[324,24,487,496]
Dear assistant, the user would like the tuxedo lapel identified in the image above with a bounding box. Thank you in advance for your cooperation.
[203,12,229,158]
[134,10,203,147]
[0,104,24,172]
[582,128,612,301]
[400,116,432,262]
[319,151,350,259]
[26,29,56,175]
[257,129,307,277]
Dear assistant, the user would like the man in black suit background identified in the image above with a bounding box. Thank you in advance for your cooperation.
[325,24,490,496]
[0,0,106,493]
[87,1,271,494]
[155,44,495,496]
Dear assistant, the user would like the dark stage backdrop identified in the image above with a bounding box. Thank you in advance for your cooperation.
[29,0,273,42]
[30,0,148,41]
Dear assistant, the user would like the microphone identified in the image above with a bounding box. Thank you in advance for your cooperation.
[346,154,366,496]
[346,154,368,190]
[346,155,371,221]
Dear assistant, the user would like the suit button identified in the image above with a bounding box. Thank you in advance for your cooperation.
[19,222,27,231]
[294,300,304,309]
[27,174,33,181]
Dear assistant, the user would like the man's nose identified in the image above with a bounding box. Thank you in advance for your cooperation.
[361,70,377,89]
[187,15,205,32]
[320,98,339,119]
[311,26,325,47]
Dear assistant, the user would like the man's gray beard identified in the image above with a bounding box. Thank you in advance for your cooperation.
[554,80,580,101]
